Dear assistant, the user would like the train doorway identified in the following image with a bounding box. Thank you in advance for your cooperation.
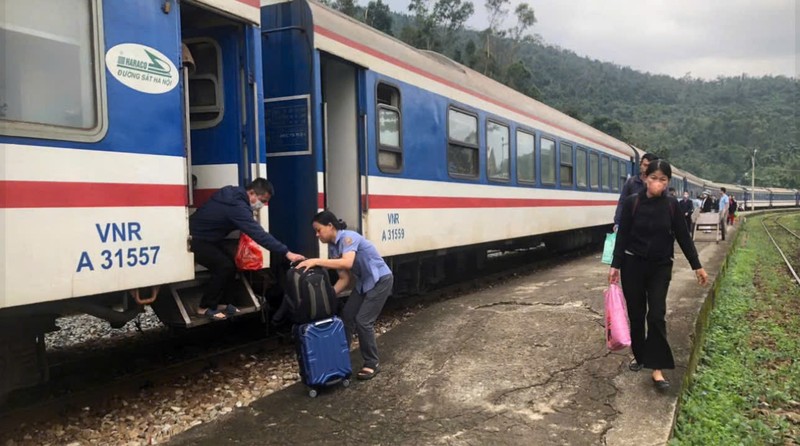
[321,55,362,232]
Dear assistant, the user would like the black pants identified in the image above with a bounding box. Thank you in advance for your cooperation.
[191,238,237,309]
[620,255,675,370]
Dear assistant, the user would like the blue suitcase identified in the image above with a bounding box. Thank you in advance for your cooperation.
[294,316,351,397]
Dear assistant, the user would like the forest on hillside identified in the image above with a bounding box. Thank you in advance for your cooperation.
[324,0,799,188]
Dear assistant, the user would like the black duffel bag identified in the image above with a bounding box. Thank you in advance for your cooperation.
[284,266,337,324]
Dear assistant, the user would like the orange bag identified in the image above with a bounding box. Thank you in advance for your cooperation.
[235,234,263,270]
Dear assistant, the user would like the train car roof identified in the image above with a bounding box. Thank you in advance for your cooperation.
[195,0,260,24]
[306,0,636,159]
[715,182,745,192]
[767,187,796,193]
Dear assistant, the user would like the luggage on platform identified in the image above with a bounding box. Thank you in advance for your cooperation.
[285,266,337,324]
[294,316,351,397]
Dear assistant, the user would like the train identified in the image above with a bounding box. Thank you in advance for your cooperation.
[0,0,797,398]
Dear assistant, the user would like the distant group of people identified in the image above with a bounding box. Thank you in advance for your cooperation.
[609,154,708,391]
[189,178,392,381]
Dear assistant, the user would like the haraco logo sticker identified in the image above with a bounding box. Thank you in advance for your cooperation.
[106,44,178,94]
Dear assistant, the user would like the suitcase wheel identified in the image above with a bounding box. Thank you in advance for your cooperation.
[342,379,351,388]
[308,388,318,398]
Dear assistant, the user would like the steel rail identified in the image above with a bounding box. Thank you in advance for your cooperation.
[761,213,800,285]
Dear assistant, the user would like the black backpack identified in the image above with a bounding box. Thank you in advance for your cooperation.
[284,266,337,324]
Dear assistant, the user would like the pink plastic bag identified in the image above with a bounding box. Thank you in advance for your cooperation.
[605,283,631,351]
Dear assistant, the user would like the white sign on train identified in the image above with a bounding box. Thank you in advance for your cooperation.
[106,43,179,94]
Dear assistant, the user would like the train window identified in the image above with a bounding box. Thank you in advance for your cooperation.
[560,142,573,187]
[590,152,600,189]
[517,130,535,183]
[576,148,588,189]
[447,107,479,178]
[610,159,619,192]
[377,83,402,172]
[540,137,556,185]
[486,120,510,181]
[619,161,628,189]
[602,156,611,191]
[187,39,224,129]
[0,0,106,141]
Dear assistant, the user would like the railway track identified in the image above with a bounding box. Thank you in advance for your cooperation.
[760,212,800,285]
[0,241,599,435]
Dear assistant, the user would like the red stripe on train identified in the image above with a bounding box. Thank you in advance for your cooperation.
[0,181,187,208]
[317,192,616,209]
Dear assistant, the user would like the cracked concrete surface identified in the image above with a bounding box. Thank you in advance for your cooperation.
[168,232,731,446]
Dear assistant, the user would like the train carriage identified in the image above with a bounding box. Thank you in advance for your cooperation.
[1,0,264,397]
[261,0,636,285]
[768,187,798,208]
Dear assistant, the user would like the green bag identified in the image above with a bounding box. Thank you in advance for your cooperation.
[601,232,616,265]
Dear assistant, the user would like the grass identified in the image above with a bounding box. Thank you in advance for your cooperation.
[671,213,800,445]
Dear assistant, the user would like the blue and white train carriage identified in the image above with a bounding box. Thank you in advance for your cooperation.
[0,0,265,397]
[261,0,637,286]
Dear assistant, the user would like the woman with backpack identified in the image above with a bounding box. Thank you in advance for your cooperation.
[607,160,708,391]
[296,210,394,381]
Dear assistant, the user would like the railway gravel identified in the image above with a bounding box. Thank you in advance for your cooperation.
[3,307,420,446]
[45,308,165,352]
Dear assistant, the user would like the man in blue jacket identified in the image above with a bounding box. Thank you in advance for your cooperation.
[613,153,659,231]
[190,178,304,320]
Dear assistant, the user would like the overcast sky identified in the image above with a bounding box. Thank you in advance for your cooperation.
[383,0,798,80]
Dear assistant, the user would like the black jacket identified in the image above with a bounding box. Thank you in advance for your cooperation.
[614,175,646,226]
[678,197,694,217]
[189,186,288,255]
[612,190,702,270]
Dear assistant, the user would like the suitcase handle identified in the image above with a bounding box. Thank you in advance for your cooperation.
[312,318,334,327]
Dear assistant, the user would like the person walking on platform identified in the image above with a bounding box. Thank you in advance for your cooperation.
[613,153,659,232]
[679,191,694,236]
[727,195,738,226]
[297,211,394,381]
[607,160,708,391]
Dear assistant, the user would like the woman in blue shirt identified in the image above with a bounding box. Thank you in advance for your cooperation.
[297,211,394,380]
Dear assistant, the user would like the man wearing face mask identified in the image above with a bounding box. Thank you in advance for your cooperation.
[189,178,304,321]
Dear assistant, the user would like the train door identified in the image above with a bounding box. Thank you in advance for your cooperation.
[320,55,362,233]
[181,6,252,206]
[150,2,265,328]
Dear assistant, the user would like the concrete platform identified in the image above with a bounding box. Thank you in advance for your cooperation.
[168,228,733,446]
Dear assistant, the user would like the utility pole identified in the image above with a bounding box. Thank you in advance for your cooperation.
[751,148,757,211]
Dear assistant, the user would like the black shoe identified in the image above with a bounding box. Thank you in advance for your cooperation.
[652,377,670,391]
[629,359,643,372]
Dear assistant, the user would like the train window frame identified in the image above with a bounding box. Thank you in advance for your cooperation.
[186,38,225,130]
[610,158,619,192]
[516,129,536,185]
[486,119,510,182]
[376,82,403,173]
[560,141,574,188]
[589,151,600,190]
[539,135,557,186]
[446,106,480,180]
[619,160,628,190]
[576,147,588,189]
[601,155,611,191]
[0,0,108,142]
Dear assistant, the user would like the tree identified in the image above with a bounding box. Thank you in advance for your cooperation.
[402,0,474,51]
[333,0,360,17]
[481,0,509,76]
[364,0,393,35]
[590,116,624,140]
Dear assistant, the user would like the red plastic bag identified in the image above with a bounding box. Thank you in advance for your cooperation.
[235,234,263,270]
[605,283,631,351]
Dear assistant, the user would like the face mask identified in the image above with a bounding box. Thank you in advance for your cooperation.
[251,201,264,211]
